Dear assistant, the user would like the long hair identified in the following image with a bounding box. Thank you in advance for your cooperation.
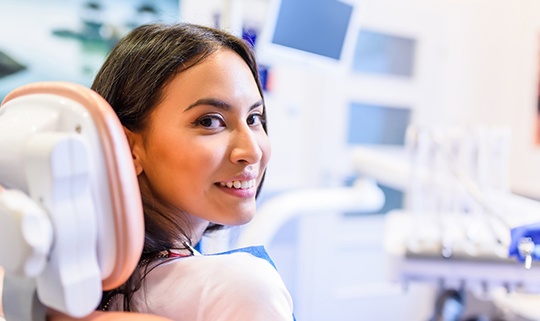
[91,22,267,311]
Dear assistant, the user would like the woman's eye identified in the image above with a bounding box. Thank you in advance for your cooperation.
[247,113,265,126]
[196,115,225,129]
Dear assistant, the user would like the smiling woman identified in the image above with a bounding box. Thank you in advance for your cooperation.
[91,23,294,320]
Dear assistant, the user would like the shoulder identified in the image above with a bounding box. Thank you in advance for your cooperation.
[204,252,287,300]
[136,252,294,320]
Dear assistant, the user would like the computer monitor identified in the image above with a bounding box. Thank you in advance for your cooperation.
[347,102,411,146]
[352,29,417,77]
[255,0,358,72]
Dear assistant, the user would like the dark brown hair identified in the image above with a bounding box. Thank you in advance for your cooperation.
[91,22,267,311]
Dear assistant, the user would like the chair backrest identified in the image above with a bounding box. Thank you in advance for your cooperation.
[0,82,171,321]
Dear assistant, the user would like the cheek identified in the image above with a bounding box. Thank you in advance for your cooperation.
[156,144,219,182]
[141,135,200,186]
[144,143,222,207]
[259,134,272,168]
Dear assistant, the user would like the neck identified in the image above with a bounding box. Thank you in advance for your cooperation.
[185,215,210,247]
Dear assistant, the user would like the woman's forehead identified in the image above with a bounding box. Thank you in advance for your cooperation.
[161,50,260,104]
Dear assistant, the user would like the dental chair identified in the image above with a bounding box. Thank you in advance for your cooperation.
[0,82,171,321]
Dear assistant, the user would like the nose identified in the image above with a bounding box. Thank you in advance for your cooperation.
[230,126,263,165]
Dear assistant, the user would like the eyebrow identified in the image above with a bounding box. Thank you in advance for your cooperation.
[184,98,264,112]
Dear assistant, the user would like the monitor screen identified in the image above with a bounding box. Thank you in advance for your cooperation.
[256,0,356,70]
[271,0,353,60]
[347,102,411,145]
[352,29,416,77]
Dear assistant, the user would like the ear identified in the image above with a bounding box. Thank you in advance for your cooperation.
[123,127,144,176]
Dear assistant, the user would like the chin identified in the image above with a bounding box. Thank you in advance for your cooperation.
[240,213,256,225]
[226,211,255,226]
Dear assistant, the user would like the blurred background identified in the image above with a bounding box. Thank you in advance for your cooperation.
[3,0,540,320]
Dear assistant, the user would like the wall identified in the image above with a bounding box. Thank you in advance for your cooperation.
[410,0,540,199]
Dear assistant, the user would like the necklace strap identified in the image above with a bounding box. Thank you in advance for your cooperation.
[182,241,202,256]
[166,250,191,258]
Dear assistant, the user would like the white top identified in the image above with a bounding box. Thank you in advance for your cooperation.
[110,251,294,320]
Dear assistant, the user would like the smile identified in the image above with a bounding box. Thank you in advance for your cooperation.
[218,179,256,189]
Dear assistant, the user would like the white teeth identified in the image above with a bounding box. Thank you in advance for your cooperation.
[219,179,256,190]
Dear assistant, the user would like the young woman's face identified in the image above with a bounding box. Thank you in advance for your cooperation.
[132,49,271,226]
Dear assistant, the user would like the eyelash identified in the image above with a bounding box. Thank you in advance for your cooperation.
[194,114,225,129]
[247,113,266,126]
[193,112,266,129]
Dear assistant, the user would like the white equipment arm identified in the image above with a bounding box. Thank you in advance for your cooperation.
[236,178,385,247]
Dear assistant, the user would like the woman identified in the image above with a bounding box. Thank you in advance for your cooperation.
[92,23,294,320]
